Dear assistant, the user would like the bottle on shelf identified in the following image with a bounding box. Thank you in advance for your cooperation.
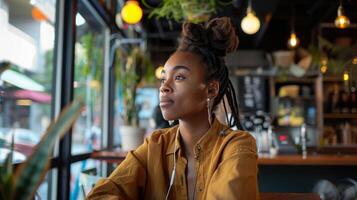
[330,84,340,113]
[350,87,357,113]
[340,88,350,113]
[301,123,307,159]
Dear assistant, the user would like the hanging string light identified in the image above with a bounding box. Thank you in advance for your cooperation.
[155,66,164,79]
[343,70,349,81]
[320,58,328,74]
[121,1,143,25]
[335,0,350,29]
[241,0,260,35]
[288,32,299,48]
[352,57,357,65]
[287,4,299,48]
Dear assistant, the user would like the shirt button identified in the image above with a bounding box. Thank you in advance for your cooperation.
[198,185,203,191]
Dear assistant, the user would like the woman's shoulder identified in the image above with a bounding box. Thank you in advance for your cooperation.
[147,126,177,145]
[222,129,257,155]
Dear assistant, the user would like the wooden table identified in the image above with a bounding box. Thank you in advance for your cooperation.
[91,151,127,164]
[258,154,357,166]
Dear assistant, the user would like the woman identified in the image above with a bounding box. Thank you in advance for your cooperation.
[87,17,259,200]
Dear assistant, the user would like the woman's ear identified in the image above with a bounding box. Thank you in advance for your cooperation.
[208,80,219,98]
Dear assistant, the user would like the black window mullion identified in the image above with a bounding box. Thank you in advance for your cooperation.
[53,0,77,199]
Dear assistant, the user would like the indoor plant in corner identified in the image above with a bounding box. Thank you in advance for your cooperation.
[0,97,84,200]
[115,47,154,151]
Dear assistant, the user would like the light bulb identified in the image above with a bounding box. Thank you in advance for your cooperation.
[121,1,143,24]
[320,58,328,74]
[335,5,350,29]
[241,10,260,35]
[343,71,349,81]
[320,65,327,74]
[288,32,299,48]
[155,66,164,79]
[352,57,357,65]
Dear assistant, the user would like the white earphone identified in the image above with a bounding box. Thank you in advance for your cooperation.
[165,127,179,200]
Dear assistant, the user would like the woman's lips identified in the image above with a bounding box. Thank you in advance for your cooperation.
[159,97,174,107]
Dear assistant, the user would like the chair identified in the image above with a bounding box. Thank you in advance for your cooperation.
[260,193,321,200]
[79,168,102,199]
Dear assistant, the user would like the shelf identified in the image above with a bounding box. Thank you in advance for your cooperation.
[258,154,357,166]
[274,77,315,84]
[278,96,315,101]
[275,125,317,129]
[323,76,343,82]
[314,145,357,154]
[324,113,357,119]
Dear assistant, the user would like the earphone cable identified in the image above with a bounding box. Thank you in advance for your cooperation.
[165,127,179,200]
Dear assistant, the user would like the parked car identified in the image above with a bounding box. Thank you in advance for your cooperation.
[0,147,26,164]
[0,128,40,157]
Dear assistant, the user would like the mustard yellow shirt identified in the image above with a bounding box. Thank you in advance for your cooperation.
[87,119,259,200]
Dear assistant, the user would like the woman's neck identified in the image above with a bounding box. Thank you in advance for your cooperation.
[178,112,211,158]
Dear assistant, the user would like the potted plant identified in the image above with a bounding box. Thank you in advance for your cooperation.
[0,97,84,200]
[115,47,154,151]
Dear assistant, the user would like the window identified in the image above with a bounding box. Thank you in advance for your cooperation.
[0,0,57,199]
[72,1,108,155]
[0,0,56,162]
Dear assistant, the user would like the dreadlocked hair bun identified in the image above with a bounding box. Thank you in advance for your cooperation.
[178,17,239,57]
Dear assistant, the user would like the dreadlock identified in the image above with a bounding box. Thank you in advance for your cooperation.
[177,17,244,130]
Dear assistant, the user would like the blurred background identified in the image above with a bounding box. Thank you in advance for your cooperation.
[0,0,356,199]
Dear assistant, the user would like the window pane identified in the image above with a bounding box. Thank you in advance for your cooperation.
[36,168,57,200]
[72,2,107,154]
[70,159,102,200]
[0,0,56,162]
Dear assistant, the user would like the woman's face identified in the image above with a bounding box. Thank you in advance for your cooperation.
[159,51,209,121]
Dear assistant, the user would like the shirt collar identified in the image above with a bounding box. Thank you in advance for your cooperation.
[165,118,226,156]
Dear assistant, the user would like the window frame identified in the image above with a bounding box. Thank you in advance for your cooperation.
[50,0,118,199]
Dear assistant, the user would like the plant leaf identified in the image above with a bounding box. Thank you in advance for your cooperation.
[12,98,84,200]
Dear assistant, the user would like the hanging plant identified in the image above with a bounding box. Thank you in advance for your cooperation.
[143,0,233,23]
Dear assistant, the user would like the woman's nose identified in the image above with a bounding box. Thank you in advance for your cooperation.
[160,81,172,93]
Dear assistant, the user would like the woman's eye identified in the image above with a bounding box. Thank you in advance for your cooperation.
[159,78,166,84]
[175,75,185,80]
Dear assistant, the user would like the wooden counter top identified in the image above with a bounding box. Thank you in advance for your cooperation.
[91,151,127,163]
[91,151,357,166]
[258,154,357,166]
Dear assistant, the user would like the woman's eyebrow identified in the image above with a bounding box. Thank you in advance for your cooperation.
[161,65,191,75]
[172,65,191,72]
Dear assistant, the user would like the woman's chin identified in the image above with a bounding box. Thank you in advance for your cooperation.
[162,113,177,121]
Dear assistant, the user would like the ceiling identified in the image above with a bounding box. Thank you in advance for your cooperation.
[140,0,357,65]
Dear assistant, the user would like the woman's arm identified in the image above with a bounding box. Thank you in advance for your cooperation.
[86,138,149,200]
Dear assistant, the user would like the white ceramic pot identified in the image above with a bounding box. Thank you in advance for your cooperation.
[119,126,145,151]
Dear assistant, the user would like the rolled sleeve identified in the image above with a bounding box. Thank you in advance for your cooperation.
[86,138,149,200]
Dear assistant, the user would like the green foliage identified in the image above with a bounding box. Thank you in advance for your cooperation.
[76,33,104,82]
[115,47,154,126]
[143,0,232,23]
[309,37,357,75]
[0,98,84,200]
